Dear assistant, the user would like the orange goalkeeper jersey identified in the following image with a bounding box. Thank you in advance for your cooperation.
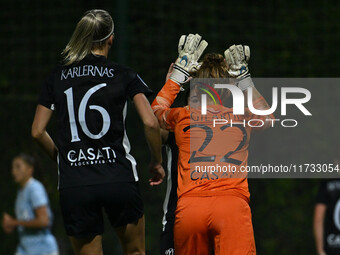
[152,79,273,201]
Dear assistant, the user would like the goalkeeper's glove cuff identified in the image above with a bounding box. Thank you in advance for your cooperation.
[236,74,255,91]
[169,64,190,86]
[227,68,249,79]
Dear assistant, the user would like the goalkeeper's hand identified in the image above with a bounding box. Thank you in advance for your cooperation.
[224,44,254,91]
[169,33,208,85]
[224,44,250,78]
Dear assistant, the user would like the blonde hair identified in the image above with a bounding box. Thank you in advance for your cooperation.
[62,9,114,65]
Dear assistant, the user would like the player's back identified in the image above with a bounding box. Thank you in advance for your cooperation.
[39,54,152,189]
[173,104,251,201]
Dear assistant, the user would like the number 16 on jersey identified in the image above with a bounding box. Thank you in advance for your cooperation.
[64,83,111,142]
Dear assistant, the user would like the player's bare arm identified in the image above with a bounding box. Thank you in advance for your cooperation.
[31,105,58,162]
[314,203,327,255]
[3,206,49,229]
[133,93,165,186]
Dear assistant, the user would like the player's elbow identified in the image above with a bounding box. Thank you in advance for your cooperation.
[31,126,44,140]
[143,115,159,130]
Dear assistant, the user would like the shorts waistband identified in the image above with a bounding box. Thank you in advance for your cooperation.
[180,189,250,203]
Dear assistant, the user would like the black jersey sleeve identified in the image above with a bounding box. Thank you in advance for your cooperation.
[38,72,55,110]
[316,180,329,204]
[126,71,153,100]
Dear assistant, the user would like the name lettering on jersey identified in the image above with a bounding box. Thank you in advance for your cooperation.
[191,165,238,184]
[61,65,114,80]
[67,147,117,166]
[190,111,242,122]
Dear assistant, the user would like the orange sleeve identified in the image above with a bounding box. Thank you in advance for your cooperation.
[151,79,183,131]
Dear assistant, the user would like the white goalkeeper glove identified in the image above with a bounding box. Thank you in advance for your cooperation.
[224,44,250,78]
[224,44,254,91]
[170,33,208,85]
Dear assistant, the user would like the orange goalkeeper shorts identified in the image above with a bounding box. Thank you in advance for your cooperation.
[174,194,256,255]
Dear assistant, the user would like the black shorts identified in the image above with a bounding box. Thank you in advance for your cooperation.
[59,182,144,238]
[325,248,340,255]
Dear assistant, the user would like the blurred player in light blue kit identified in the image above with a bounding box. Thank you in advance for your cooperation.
[2,153,58,255]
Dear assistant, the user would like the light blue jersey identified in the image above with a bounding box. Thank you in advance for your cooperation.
[15,178,58,255]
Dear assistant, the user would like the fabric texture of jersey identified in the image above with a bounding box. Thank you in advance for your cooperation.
[316,179,340,254]
[151,79,273,200]
[160,132,178,255]
[15,178,58,255]
[38,54,153,189]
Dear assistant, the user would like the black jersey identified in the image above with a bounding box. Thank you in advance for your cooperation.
[316,179,340,252]
[39,54,153,189]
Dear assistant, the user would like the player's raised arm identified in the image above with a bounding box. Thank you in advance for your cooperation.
[152,34,208,130]
[224,44,275,130]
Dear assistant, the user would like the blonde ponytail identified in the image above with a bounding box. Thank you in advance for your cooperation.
[62,9,114,66]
